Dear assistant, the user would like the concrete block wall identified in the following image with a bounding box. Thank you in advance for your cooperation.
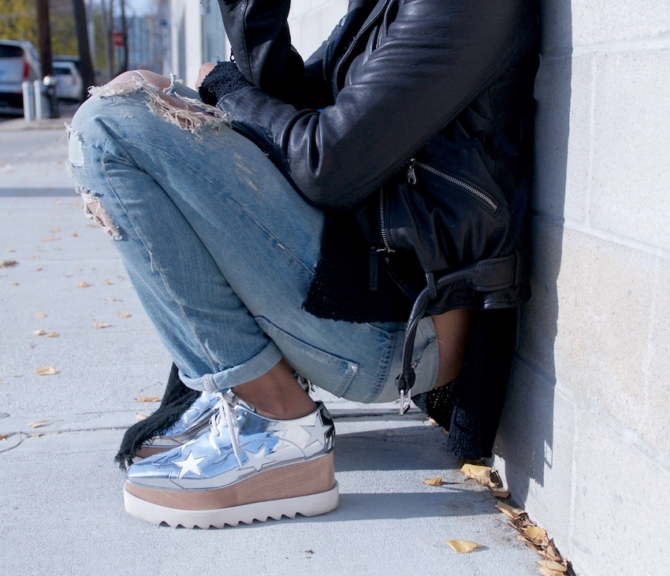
[492,1,670,574]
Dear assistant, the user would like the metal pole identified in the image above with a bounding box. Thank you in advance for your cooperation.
[22,82,35,122]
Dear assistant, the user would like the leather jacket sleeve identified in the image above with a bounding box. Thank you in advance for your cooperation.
[216,0,537,210]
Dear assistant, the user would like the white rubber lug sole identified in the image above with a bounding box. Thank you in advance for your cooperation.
[123,482,339,528]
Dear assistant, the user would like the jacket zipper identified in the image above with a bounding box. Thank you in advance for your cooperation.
[407,159,499,212]
[379,188,394,253]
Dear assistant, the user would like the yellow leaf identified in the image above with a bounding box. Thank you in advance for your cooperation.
[539,568,565,576]
[524,525,548,545]
[492,490,510,499]
[28,420,51,428]
[460,463,491,479]
[118,312,132,319]
[0,260,18,268]
[496,501,524,519]
[542,543,562,562]
[46,332,60,338]
[136,396,160,403]
[33,329,47,336]
[92,319,110,329]
[36,312,47,318]
[422,477,443,486]
[539,560,567,573]
[77,281,91,288]
[35,367,57,376]
[135,413,148,421]
[445,540,482,554]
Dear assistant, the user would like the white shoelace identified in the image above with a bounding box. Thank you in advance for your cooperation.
[208,391,243,467]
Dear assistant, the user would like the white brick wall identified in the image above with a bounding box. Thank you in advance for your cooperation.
[493,1,670,574]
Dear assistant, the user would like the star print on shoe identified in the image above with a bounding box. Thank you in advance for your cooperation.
[123,389,338,528]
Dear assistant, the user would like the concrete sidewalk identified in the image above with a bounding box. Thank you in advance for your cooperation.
[0,128,540,576]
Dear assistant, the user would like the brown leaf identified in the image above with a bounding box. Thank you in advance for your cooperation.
[524,526,548,546]
[28,420,51,428]
[542,543,562,562]
[46,332,60,338]
[41,236,60,243]
[71,233,79,238]
[492,490,510,499]
[135,413,148,421]
[35,267,43,272]
[422,477,443,486]
[496,501,524,519]
[0,434,10,441]
[10,282,19,286]
[36,312,47,318]
[0,260,18,268]
[539,560,567,573]
[118,312,132,319]
[34,367,57,376]
[50,226,61,233]
[539,568,565,576]
[92,319,110,329]
[33,329,47,336]
[103,279,113,286]
[77,281,91,288]
[445,540,482,554]
[136,396,160,403]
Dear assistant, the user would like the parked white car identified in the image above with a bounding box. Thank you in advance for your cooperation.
[0,40,41,113]
[53,61,84,102]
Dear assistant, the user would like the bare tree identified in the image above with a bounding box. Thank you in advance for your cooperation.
[35,0,53,77]
[72,0,95,98]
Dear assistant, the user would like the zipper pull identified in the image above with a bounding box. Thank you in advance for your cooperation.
[407,158,417,185]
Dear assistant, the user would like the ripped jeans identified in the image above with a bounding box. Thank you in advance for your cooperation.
[66,76,439,403]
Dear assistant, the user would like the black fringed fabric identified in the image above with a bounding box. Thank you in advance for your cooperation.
[413,379,458,431]
[114,364,200,470]
[198,61,251,106]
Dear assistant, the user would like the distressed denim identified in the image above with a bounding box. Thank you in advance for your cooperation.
[66,77,439,403]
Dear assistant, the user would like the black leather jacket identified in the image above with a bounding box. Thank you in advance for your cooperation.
[214,0,540,390]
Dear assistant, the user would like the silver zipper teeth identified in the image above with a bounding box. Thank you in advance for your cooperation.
[379,189,394,252]
[415,162,498,211]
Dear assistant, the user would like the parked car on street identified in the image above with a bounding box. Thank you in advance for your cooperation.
[53,61,84,102]
[0,40,41,114]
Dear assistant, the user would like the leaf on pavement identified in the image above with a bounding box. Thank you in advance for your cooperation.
[28,420,51,428]
[10,282,19,286]
[41,236,60,243]
[118,312,132,318]
[136,396,160,403]
[71,233,79,238]
[77,281,91,288]
[539,568,565,576]
[492,490,510,499]
[92,319,110,329]
[538,560,567,574]
[135,413,148,421]
[0,260,18,268]
[46,332,60,338]
[34,367,57,376]
[33,329,47,336]
[496,501,524,519]
[445,540,482,554]
[422,477,443,486]
[103,279,113,286]
[0,434,10,441]
[524,526,548,546]
[50,226,61,233]
[36,312,47,318]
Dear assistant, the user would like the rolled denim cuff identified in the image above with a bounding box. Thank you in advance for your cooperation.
[178,340,284,392]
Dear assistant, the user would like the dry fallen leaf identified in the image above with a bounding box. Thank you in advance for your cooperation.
[29,433,45,438]
[41,236,60,243]
[36,312,47,319]
[524,526,548,545]
[35,367,57,376]
[28,420,51,428]
[103,279,113,286]
[135,413,148,421]
[77,281,91,288]
[422,477,443,486]
[461,463,491,478]
[46,332,60,338]
[35,267,43,272]
[50,226,61,233]
[10,282,19,286]
[445,540,482,554]
[71,233,79,238]
[92,319,110,329]
[33,329,47,336]
[5,248,16,253]
[118,312,132,319]
[496,501,524,519]
[0,434,10,441]
[541,543,562,562]
[492,490,510,499]
[539,568,565,576]
[0,260,18,268]
[539,560,567,573]
[136,396,160,403]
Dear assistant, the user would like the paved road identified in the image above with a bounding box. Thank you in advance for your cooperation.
[0,127,540,576]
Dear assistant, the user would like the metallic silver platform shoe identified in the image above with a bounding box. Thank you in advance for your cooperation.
[124,390,338,528]
[136,391,220,458]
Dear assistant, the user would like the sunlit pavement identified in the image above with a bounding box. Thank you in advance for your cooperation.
[0,127,540,576]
